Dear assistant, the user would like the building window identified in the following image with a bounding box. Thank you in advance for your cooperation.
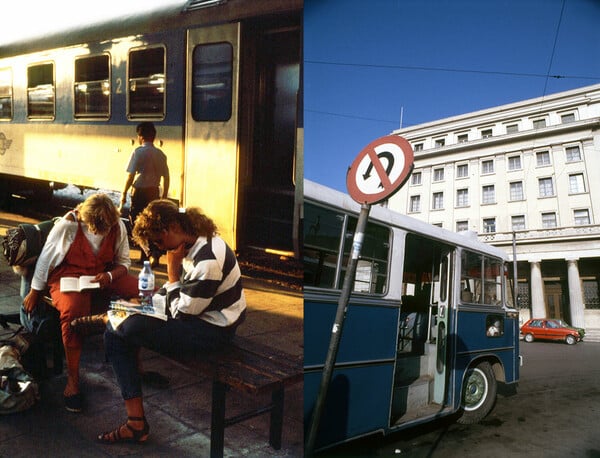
[481,159,494,174]
[0,68,12,119]
[569,173,585,194]
[457,133,468,143]
[483,218,496,233]
[27,62,55,119]
[74,54,110,119]
[533,118,546,129]
[456,189,469,207]
[433,168,444,182]
[561,113,576,124]
[433,223,443,228]
[574,209,590,226]
[517,281,530,309]
[414,143,424,151]
[512,215,525,231]
[508,155,521,170]
[432,192,444,210]
[434,138,445,148]
[565,145,581,162]
[482,185,495,204]
[456,164,468,178]
[128,46,166,118]
[411,172,422,185]
[509,181,524,201]
[538,177,554,197]
[409,195,421,213]
[456,220,468,232]
[481,128,492,139]
[506,124,519,134]
[542,212,557,228]
[583,280,600,309]
[536,151,551,166]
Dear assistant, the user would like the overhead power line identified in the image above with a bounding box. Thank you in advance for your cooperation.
[305,59,600,81]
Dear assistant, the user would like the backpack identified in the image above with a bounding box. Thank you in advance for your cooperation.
[0,322,39,414]
[2,218,59,269]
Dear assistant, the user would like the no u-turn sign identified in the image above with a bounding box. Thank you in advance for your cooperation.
[346,135,414,204]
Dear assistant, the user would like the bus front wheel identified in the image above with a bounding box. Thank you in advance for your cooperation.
[458,361,497,424]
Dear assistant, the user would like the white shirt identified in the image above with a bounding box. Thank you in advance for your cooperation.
[31,216,131,291]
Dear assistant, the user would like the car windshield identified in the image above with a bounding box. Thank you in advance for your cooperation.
[552,319,570,328]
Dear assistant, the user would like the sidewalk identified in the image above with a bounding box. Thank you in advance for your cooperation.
[0,220,304,456]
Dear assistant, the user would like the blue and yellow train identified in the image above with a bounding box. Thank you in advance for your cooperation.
[0,0,302,255]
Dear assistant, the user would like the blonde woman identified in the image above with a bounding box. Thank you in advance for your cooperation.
[23,193,139,413]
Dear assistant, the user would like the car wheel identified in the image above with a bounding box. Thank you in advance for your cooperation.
[458,361,497,425]
[524,333,534,343]
[565,334,576,345]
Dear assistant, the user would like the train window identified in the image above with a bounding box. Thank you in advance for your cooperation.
[74,54,110,119]
[0,68,12,120]
[27,63,55,119]
[191,42,232,121]
[128,47,165,118]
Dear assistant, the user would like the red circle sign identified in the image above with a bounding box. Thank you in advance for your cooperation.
[346,135,414,204]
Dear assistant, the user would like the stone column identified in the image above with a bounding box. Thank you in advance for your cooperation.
[530,260,546,318]
[566,258,585,328]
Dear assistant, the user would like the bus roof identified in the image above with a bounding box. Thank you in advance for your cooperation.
[304,179,508,261]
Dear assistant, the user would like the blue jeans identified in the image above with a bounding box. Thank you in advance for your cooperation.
[105,314,240,400]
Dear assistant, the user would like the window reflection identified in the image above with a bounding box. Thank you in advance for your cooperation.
[27,63,55,118]
[128,47,165,118]
[192,42,232,121]
[74,54,110,118]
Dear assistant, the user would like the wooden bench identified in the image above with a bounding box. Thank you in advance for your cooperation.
[17,281,303,456]
[164,335,302,458]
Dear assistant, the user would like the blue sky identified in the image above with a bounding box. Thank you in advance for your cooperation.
[304,0,600,192]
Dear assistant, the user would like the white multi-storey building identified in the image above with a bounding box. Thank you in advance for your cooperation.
[388,83,600,338]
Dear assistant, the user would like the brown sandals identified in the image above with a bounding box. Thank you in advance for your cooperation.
[70,313,108,336]
[97,416,150,444]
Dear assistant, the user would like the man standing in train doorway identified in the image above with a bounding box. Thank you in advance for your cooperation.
[119,122,170,266]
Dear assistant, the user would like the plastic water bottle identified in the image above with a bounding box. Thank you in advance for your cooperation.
[138,260,155,307]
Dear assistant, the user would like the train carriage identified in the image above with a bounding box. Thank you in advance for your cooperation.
[0,0,302,255]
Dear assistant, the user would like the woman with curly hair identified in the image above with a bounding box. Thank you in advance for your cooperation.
[98,199,246,444]
[23,193,139,413]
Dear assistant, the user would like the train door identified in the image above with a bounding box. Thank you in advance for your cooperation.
[184,24,241,248]
[238,20,301,253]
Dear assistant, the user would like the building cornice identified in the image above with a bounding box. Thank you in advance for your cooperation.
[392,83,600,139]
[482,224,600,247]
[409,117,600,160]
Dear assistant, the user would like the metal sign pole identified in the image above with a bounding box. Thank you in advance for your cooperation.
[305,203,371,456]
[512,231,518,304]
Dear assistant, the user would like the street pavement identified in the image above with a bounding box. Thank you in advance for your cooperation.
[0,211,304,457]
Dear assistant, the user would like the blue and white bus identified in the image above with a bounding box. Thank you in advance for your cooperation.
[304,179,520,452]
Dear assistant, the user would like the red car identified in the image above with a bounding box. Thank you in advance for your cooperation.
[520,318,585,345]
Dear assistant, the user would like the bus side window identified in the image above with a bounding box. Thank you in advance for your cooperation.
[303,203,345,289]
[486,314,504,336]
[303,202,390,294]
[461,251,482,303]
[344,217,389,294]
[461,250,504,306]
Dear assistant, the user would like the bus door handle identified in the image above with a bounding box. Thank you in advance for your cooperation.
[439,305,446,319]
